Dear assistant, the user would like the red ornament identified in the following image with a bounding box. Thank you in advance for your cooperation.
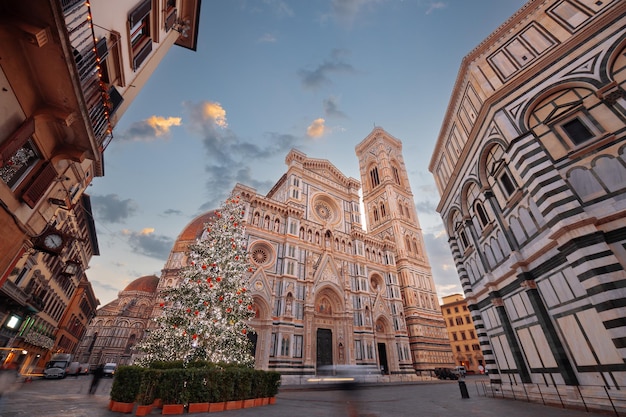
[202,264,207,270]
[207,277,212,283]
[235,256,239,260]
[186,308,191,313]
[234,222,238,227]
[192,334,198,339]
[216,277,222,282]
[241,288,246,292]
[242,329,247,334]
[212,263,217,267]
[203,301,208,306]
[219,296,224,301]
[247,305,253,310]
[226,308,232,313]
[191,261,196,266]
[238,299,243,304]
[248,267,253,272]
[194,310,199,316]
[160,303,165,307]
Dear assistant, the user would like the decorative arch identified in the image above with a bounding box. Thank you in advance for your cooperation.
[314,286,344,315]
[251,295,271,320]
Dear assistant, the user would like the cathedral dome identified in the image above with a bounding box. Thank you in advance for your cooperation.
[123,274,160,293]
[177,210,218,242]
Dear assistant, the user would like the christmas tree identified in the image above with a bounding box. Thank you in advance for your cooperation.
[136,194,255,366]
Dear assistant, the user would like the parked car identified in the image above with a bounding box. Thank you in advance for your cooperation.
[79,363,91,375]
[454,366,466,377]
[102,363,117,377]
[434,368,459,380]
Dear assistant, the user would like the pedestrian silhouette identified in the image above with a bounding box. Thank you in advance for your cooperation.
[89,364,103,395]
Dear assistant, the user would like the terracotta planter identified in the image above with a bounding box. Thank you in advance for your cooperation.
[162,404,185,415]
[242,399,256,408]
[208,402,225,412]
[269,397,277,405]
[152,399,162,408]
[261,397,270,406]
[225,400,243,410]
[111,401,135,413]
[253,398,264,407]
[188,402,209,413]
[109,400,115,410]
[135,405,152,416]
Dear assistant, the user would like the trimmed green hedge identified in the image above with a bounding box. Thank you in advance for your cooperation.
[110,362,281,405]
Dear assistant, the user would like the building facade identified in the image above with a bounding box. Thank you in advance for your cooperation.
[440,294,484,374]
[86,128,454,380]
[0,0,200,373]
[75,275,159,367]
[429,0,626,390]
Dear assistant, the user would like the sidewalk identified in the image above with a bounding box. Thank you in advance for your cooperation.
[0,376,614,417]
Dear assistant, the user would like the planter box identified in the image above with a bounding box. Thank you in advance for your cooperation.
[225,400,243,410]
[269,397,276,405]
[135,405,153,416]
[162,404,185,415]
[111,401,135,413]
[261,397,270,406]
[152,399,162,408]
[208,402,225,412]
[253,398,264,407]
[188,402,209,413]
[242,399,256,408]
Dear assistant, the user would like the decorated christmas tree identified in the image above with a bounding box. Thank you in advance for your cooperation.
[136,194,255,366]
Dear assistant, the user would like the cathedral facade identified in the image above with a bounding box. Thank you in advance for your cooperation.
[160,128,452,379]
[80,128,453,378]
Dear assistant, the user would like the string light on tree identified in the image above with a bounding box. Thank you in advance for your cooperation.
[136,194,255,366]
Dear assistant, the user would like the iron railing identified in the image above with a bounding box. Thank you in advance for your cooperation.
[474,380,626,417]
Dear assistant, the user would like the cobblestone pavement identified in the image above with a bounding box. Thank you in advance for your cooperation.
[0,375,614,417]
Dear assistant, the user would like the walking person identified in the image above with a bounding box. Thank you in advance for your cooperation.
[89,364,104,395]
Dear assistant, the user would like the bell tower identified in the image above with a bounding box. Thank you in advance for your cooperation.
[355,127,453,372]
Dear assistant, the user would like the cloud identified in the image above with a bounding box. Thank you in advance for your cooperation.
[121,228,174,260]
[116,116,182,141]
[92,194,139,223]
[257,33,277,43]
[323,96,347,118]
[162,208,184,216]
[423,229,462,299]
[425,1,446,15]
[298,49,356,90]
[328,0,385,26]
[184,101,301,210]
[202,102,228,128]
[306,118,327,138]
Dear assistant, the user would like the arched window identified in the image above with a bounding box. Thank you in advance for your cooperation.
[398,202,404,217]
[405,235,412,252]
[380,203,386,217]
[370,166,380,188]
[373,207,379,222]
[475,202,489,227]
[392,165,401,184]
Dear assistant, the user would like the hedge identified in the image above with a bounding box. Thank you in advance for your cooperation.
[110,362,281,405]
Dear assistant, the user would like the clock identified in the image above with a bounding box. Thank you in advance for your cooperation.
[43,233,63,250]
[35,228,66,255]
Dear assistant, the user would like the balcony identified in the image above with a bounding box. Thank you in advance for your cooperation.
[0,0,115,177]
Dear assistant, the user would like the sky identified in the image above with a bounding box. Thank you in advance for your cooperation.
[87,0,528,307]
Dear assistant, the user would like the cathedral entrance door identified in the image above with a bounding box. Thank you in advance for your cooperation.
[316,328,333,373]
[378,343,389,375]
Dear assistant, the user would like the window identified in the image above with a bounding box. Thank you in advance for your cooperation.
[270,333,277,357]
[475,203,489,227]
[561,117,594,145]
[392,165,401,184]
[370,167,380,188]
[0,118,40,189]
[128,0,153,71]
[500,172,516,196]
[455,317,463,325]
[280,335,290,356]
[293,335,303,358]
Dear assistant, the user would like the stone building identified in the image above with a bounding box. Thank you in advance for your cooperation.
[90,128,454,380]
[75,275,159,367]
[440,294,485,374]
[429,0,626,391]
[0,0,201,373]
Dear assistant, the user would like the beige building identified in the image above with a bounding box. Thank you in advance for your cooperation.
[82,128,454,380]
[0,0,200,373]
[440,294,484,374]
[430,0,626,399]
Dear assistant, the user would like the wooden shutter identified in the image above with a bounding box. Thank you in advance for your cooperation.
[129,0,151,27]
[22,162,57,208]
[132,41,152,70]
